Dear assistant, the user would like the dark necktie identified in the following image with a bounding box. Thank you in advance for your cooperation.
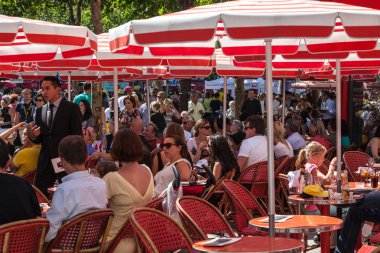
[48,103,55,129]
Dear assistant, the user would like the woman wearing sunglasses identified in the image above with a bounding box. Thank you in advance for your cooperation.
[154,134,192,196]
[187,119,212,163]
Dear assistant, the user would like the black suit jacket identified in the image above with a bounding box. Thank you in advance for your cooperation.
[33,98,82,173]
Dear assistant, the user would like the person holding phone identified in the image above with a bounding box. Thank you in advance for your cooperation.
[187,119,212,163]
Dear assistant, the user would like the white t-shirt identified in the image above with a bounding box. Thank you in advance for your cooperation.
[274,140,294,159]
[238,135,268,168]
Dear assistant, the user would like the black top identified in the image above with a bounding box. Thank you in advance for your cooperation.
[0,174,41,225]
[1,107,11,128]
[240,98,262,121]
[16,101,35,123]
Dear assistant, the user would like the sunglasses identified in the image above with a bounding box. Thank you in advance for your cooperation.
[244,126,253,130]
[36,99,44,102]
[182,121,188,125]
[160,143,176,149]
[201,126,211,130]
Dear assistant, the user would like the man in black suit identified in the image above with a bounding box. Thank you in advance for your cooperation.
[29,76,82,196]
[240,89,262,121]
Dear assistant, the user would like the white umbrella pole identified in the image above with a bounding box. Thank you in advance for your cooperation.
[146,79,151,123]
[68,71,72,101]
[223,76,227,137]
[336,60,342,192]
[282,77,286,125]
[265,39,275,237]
[113,68,119,132]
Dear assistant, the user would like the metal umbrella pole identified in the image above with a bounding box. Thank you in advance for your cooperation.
[223,76,227,137]
[282,77,286,125]
[113,67,119,132]
[336,59,342,193]
[68,71,72,101]
[146,79,151,123]
[265,39,275,237]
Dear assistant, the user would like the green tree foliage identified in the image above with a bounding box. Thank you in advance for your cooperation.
[0,0,227,33]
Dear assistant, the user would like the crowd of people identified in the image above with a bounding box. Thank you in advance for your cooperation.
[1,77,380,252]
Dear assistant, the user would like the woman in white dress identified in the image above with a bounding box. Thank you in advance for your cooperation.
[154,134,192,196]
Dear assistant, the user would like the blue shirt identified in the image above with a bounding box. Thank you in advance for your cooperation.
[45,171,108,241]
[322,98,336,120]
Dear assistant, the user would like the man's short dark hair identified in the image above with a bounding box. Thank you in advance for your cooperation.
[0,139,9,168]
[285,118,299,133]
[83,82,92,91]
[111,129,143,163]
[147,122,159,137]
[246,115,266,135]
[42,76,61,88]
[58,135,87,166]
[216,117,231,130]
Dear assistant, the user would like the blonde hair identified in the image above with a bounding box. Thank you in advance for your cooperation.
[311,118,328,138]
[273,121,286,145]
[194,119,209,137]
[295,141,326,169]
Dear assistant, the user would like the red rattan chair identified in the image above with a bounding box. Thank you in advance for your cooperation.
[21,170,36,185]
[277,173,296,214]
[45,209,113,253]
[130,208,193,253]
[31,184,50,205]
[221,180,267,236]
[202,169,235,216]
[176,196,235,241]
[249,162,270,208]
[324,147,337,162]
[0,219,49,253]
[343,151,371,181]
[279,156,297,175]
[318,158,330,175]
[105,197,165,253]
[237,161,267,188]
[357,245,379,253]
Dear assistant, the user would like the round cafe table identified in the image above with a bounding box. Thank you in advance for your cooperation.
[193,236,303,253]
[249,215,342,253]
[287,195,362,253]
[325,182,379,193]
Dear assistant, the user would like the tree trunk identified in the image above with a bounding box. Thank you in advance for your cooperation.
[67,0,75,25]
[92,82,102,140]
[90,0,103,34]
[235,78,245,120]
[76,0,83,25]
[179,79,191,112]
[181,0,193,10]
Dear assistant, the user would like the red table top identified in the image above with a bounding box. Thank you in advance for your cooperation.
[193,236,303,253]
[249,215,343,234]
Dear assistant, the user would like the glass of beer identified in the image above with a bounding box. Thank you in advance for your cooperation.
[360,167,369,183]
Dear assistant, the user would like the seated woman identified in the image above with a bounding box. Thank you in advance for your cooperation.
[208,135,240,181]
[154,134,192,196]
[103,129,154,253]
[151,123,192,175]
[273,121,294,159]
[366,125,380,161]
[187,119,212,163]
[9,128,41,177]
[309,118,331,150]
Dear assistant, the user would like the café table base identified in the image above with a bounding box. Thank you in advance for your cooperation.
[193,236,303,253]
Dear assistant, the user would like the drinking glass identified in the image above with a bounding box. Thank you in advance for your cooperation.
[370,172,379,188]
